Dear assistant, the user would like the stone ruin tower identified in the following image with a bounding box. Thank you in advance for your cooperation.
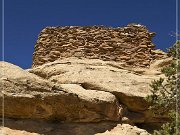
[32,23,166,67]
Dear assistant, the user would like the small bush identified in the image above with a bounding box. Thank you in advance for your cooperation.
[146,40,180,135]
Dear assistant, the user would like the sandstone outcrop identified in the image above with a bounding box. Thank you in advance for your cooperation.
[29,57,169,124]
[0,62,121,122]
[0,24,172,135]
[32,24,167,68]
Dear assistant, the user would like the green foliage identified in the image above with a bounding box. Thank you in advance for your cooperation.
[167,40,180,59]
[146,40,180,135]
[153,112,180,135]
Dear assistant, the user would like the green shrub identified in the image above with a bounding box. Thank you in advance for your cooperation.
[146,40,180,135]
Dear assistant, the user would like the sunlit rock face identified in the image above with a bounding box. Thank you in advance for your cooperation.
[32,24,166,68]
[0,61,121,122]
[0,24,171,135]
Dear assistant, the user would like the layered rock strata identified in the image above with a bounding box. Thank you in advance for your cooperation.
[0,62,121,122]
[29,57,169,124]
[0,57,171,135]
[32,24,166,68]
[0,24,172,135]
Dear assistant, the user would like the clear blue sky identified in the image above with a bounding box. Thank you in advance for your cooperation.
[0,0,179,69]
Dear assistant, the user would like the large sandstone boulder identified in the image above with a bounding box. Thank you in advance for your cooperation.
[0,61,121,122]
[28,57,168,123]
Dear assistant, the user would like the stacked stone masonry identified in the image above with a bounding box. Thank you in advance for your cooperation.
[32,24,166,67]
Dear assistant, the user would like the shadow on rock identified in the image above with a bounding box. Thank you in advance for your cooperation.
[3,118,118,135]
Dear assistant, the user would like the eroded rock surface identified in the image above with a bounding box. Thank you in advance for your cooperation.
[0,24,172,135]
[0,62,121,122]
[28,57,169,124]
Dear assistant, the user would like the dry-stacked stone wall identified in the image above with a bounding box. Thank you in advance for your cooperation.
[32,24,166,67]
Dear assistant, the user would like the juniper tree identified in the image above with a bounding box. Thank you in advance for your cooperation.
[146,40,180,135]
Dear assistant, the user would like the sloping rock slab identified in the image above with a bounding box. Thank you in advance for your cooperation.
[0,62,121,122]
[29,58,163,112]
[29,58,168,124]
